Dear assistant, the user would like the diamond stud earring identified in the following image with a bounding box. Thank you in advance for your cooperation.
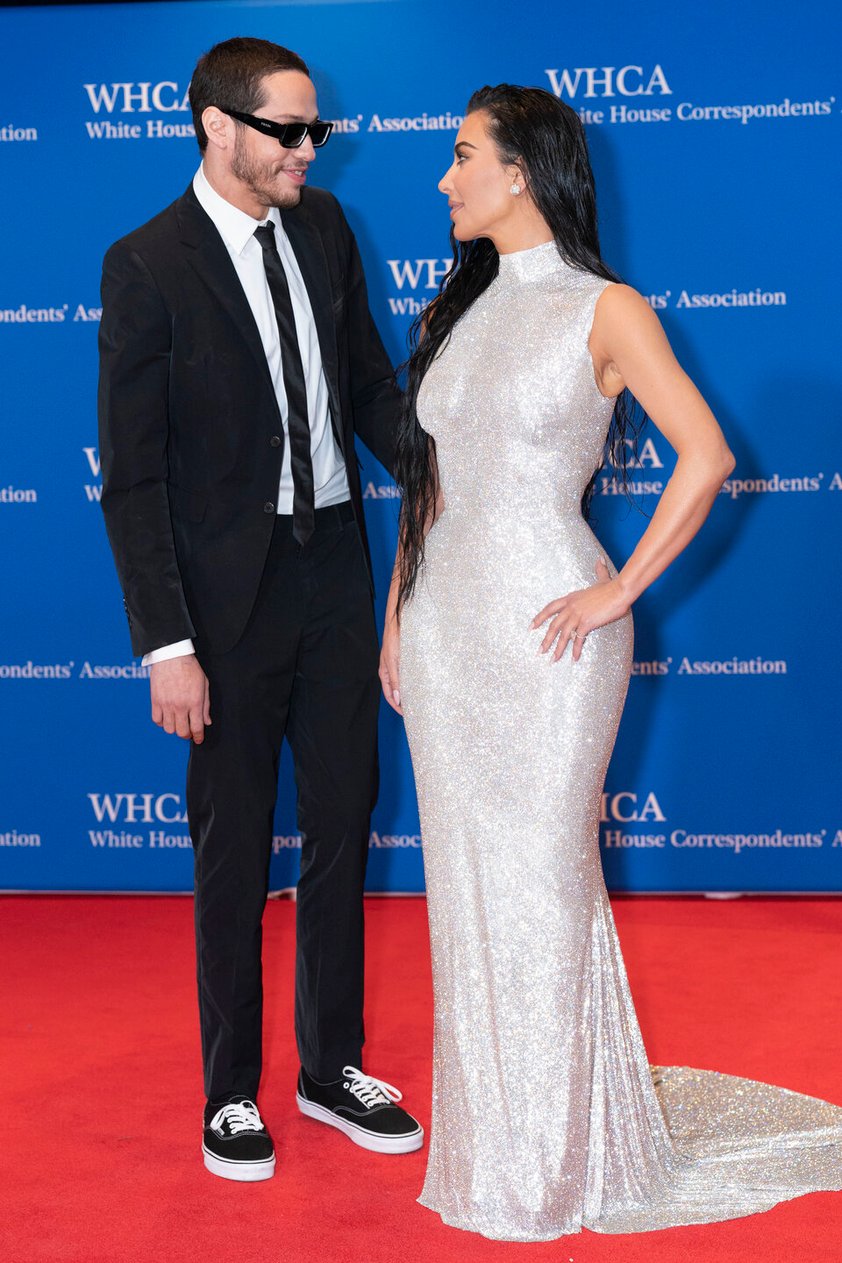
[510,183,522,196]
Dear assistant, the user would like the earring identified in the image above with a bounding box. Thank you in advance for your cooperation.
[510,183,522,196]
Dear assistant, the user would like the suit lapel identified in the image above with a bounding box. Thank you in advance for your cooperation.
[281,203,345,456]
[176,185,345,454]
[175,186,278,398]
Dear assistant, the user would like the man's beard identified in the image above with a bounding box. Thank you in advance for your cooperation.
[231,131,301,209]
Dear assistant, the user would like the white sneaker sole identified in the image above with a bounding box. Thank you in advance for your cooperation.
[296,1093,424,1154]
[202,1145,276,1182]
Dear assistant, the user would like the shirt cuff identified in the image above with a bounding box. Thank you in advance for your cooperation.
[142,640,196,667]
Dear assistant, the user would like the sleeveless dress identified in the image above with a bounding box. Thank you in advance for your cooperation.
[398,240,842,1241]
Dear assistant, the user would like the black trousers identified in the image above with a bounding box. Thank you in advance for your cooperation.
[186,502,380,1104]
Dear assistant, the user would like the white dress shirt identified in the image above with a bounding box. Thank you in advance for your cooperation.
[144,164,350,666]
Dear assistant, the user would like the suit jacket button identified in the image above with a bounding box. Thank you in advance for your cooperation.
[263,501,275,513]
[269,435,281,448]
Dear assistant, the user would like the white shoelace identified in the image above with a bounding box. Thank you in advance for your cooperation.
[342,1066,403,1109]
[209,1099,264,1135]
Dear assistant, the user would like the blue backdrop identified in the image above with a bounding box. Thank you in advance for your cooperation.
[1,0,840,893]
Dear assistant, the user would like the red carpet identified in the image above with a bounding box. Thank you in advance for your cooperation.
[1,895,840,1263]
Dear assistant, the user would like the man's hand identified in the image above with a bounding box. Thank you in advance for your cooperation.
[150,657,211,743]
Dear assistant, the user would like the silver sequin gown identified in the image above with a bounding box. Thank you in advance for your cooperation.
[399,241,842,1241]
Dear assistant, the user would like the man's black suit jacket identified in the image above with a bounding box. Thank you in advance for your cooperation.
[98,183,400,658]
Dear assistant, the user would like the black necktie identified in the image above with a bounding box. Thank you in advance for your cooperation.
[254,222,315,545]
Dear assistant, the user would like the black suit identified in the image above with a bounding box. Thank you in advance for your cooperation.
[99,184,397,655]
[99,182,400,1100]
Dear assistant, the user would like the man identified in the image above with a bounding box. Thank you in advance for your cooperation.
[98,36,421,1182]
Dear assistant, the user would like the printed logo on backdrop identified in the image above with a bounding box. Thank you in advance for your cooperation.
[1,304,67,324]
[0,484,37,504]
[543,63,835,128]
[1,124,37,143]
[0,828,41,847]
[83,82,195,140]
[546,64,672,102]
[385,258,451,317]
[80,68,837,147]
[643,288,787,310]
[84,795,416,854]
[630,656,788,677]
[367,111,462,134]
[362,482,399,500]
[74,66,839,151]
[83,446,101,503]
[81,81,461,141]
[599,791,831,856]
[0,303,100,325]
[0,660,148,680]
[0,661,72,680]
[87,791,190,851]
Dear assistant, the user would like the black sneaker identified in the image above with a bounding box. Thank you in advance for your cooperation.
[296,1065,423,1154]
[202,1095,276,1181]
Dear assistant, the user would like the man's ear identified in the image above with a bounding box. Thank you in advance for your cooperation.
[202,106,232,151]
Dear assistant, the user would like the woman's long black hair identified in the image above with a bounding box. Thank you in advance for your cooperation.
[395,83,645,612]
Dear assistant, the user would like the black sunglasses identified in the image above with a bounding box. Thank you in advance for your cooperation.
[220,107,333,149]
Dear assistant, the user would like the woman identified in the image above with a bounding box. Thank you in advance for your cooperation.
[379,85,842,1241]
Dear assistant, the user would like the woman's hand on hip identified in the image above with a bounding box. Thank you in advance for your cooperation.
[531,559,631,663]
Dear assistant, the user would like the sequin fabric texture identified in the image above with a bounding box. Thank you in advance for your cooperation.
[399,241,842,1241]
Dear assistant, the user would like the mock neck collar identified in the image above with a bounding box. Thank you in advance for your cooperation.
[496,240,573,283]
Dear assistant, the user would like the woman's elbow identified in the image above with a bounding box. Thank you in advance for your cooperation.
[720,446,736,480]
[681,443,735,492]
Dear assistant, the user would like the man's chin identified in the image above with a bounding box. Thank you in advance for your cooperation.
[246,177,301,211]
[269,192,302,210]
[266,179,303,210]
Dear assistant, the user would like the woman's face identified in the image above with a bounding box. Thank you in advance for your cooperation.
[438,110,521,243]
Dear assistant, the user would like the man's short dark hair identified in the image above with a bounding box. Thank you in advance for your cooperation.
[189,36,310,152]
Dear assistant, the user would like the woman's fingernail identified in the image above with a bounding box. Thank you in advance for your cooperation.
[394,691,401,706]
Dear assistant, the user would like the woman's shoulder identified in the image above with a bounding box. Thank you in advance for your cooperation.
[592,282,663,336]
[594,281,655,317]
[590,282,670,364]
